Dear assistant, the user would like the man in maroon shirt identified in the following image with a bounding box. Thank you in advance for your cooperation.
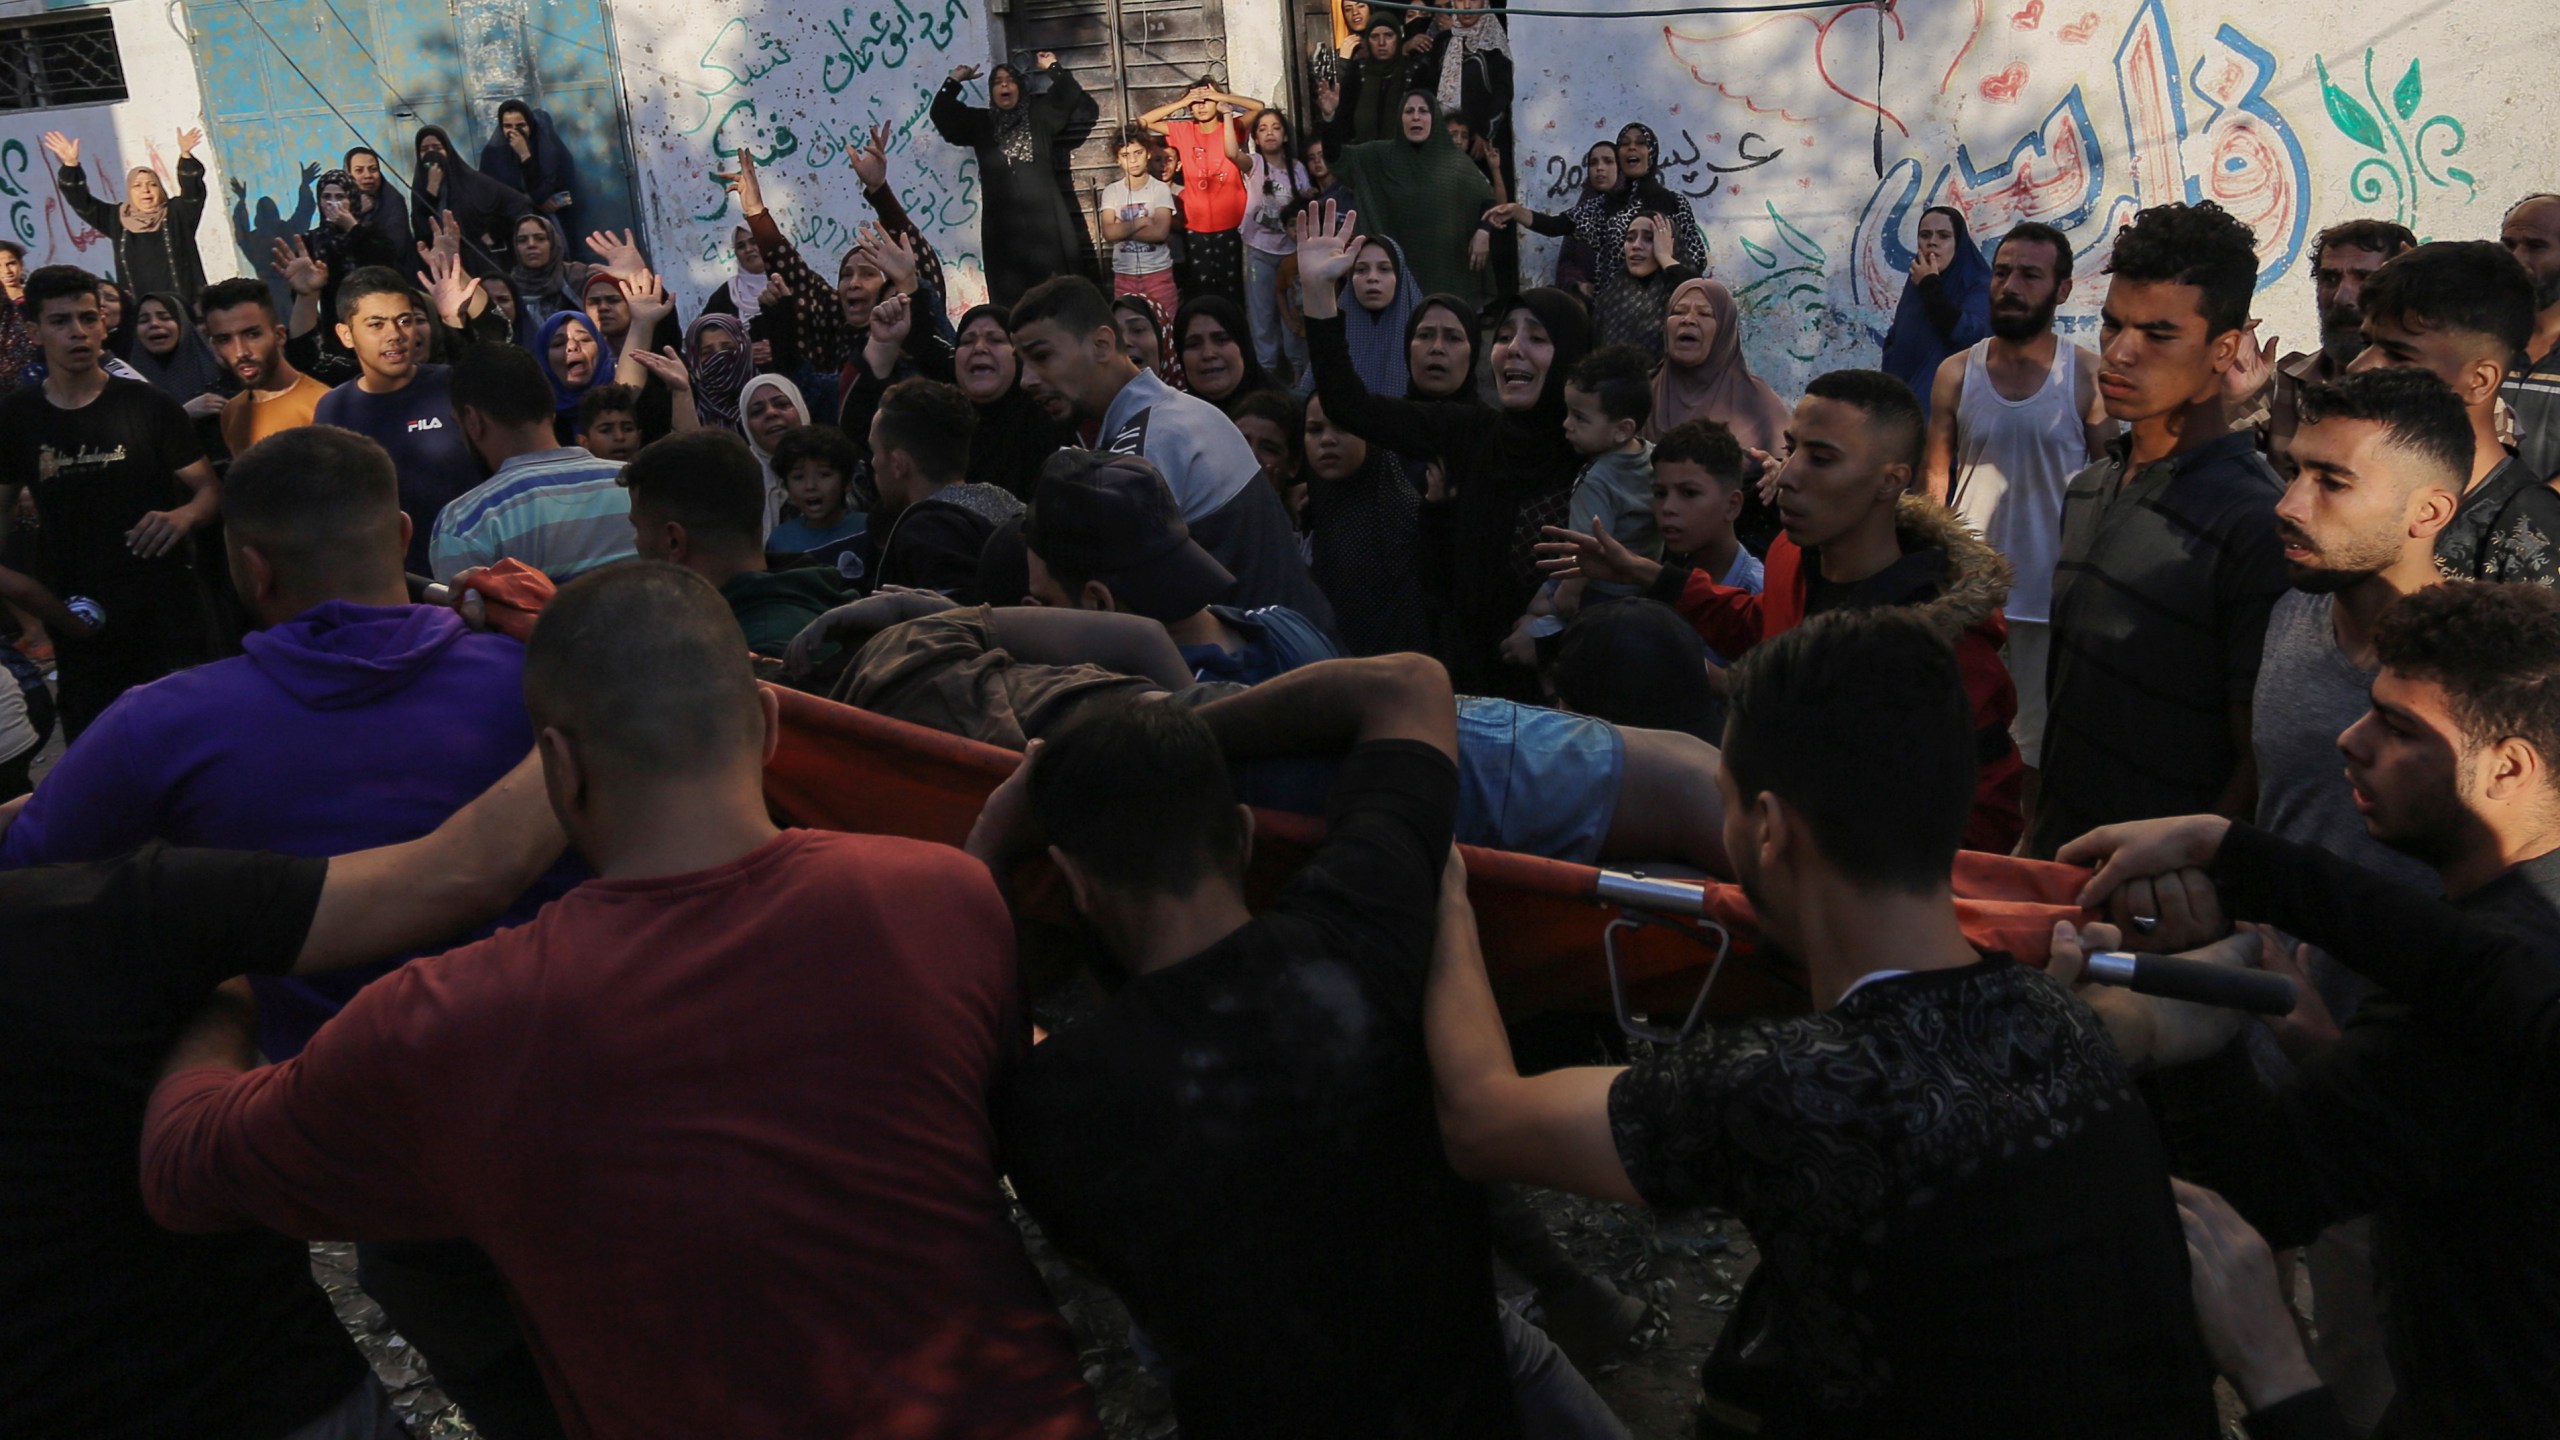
[137,562,1097,1440]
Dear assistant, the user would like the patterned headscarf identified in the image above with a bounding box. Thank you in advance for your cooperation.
[1111,291,1177,383]
[684,314,751,432]
[1435,8,1512,123]
[120,166,168,235]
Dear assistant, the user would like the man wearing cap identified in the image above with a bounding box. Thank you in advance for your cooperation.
[1021,448,1336,683]
[1007,275,1337,634]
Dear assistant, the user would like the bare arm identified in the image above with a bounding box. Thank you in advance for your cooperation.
[1922,353,1964,503]
[128,460,220,560]
[0,563,90,638]
[1137,204,1174,243]
[1426,848,1641,1200]
[1190,651,1458,761]
[981,606,1196,692]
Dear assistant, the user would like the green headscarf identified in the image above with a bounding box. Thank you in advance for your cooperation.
[1337,91,1497,303]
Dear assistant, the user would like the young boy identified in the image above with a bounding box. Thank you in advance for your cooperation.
[1650,417,1763,608]
[868,378,1023,602]
[1099,126,1179,318]
[767,424,871,582]
[1504,346,1664,667]
[576,383,644,462]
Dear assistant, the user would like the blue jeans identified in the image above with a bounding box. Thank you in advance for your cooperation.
[1245,245,1307,379]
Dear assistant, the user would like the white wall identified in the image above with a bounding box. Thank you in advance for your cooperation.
[0,0,235,285]
[607,0,998,318]
[1221,0,1294,112]
[1509,0,2556,395]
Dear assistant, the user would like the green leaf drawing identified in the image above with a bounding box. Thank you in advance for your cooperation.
[1739,234,1778,269]
[2316,56,2387,153]
[2393,58,2423,122]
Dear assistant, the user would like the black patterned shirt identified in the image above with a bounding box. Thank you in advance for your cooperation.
[1607,956,2217,1437]
[2434,454,2560,587]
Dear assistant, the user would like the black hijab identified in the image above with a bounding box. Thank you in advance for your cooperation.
[1403,292,1483,403]
[412,125,530,271]
[1499,287,1593,426]
[954,302,1072,501]
[1172,293,1272,412]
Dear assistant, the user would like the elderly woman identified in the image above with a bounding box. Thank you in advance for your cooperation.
[43,129,212,305]
[931,53,1098,307]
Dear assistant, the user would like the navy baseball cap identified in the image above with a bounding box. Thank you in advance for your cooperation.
[1024,449,1234,622]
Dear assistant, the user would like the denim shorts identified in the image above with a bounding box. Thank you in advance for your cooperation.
[1232,699,1624,863]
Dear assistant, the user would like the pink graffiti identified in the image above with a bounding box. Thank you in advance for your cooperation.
[1977,63,2029,103]
[2058,12,2100,44]
[1661,0,1983,140]
[2010,0,2044,30]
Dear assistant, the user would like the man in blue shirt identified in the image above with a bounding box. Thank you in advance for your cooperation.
[433,342,632,582]
[313,267,481,575]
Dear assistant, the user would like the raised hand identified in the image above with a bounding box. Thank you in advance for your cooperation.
[948,64,982,84]
[1034,50,1059,70]
[422,244,485,327]
[713,148,765,215]
[270,236,328,297]
[1316,78,1342,121]
[857,224,919,293]
[584,227,646,278]
[1292,199,1365,287]
[867,291,913,351]
[178,127,205,157]
[40,132,79,169]
[1652,213,1679,270]
[2223,321,2279,406]
[765,268,792,301]
[849,121,892,191]
[628,345,693,394]
[620,269,675,330]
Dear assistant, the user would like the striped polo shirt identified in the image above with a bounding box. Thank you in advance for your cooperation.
[2502,342,2560,484]
[428,446,635,584]
[2026,429,2287,858]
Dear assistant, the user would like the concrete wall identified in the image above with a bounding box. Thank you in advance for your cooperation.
[1510,0,2560,395]
[0,0,238,285]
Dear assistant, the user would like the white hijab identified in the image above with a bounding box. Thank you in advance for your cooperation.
[739,372,809,540]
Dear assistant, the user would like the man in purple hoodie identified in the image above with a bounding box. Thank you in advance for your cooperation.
[0,421,572,1440]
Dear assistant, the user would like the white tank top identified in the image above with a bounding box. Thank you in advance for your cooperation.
[1949,338,2088,623]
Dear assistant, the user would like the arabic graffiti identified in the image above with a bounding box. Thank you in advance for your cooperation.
[1539,129,1783,203]
[0,140,33,246]
[2314,50,2473,237]
[822,0,968,91]
[1847,0,2310,319]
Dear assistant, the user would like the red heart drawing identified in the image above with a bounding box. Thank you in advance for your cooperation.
[1978,63,2029,102]
[2059,12,2100,43]
[2010,0,2044,29]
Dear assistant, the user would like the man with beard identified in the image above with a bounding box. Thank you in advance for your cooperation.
[2229,367,2466,1427]
[205,278,329,453]
[2249,219,2413,477]
[1921,221,2113,776]
[1423,607,2218,1437]
[2347,240,2560,585]
[2058,582,2560,1436]
[2498,193,2560,481]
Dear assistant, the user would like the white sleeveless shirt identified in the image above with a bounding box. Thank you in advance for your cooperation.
[1948,338,2089,623]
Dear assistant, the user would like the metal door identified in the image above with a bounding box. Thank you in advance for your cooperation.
[1003,0,1231,272]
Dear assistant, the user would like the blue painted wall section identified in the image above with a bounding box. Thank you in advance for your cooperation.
[182,0,638,298]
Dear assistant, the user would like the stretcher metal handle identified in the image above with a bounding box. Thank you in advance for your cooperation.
[1598,870,1728,1046]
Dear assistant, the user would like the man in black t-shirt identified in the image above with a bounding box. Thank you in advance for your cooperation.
[1425,608,2218,1438]
[0,754,561,1440]
[968,653,1539,1438]
[0,266,220,735]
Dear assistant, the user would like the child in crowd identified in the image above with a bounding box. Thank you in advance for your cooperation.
[1502,345,1662,670]
[1648,417,1763,616]
[1099,126,1180,319]
[766,425,870,580]
[576,383,643,462]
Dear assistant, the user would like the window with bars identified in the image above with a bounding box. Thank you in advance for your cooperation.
[0,13,129,113]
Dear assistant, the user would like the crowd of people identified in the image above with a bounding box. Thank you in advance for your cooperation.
[3,29,2560,1440]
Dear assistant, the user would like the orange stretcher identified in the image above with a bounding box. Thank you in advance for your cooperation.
[766,685,2100,1026]
[450,562,2098,1027]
